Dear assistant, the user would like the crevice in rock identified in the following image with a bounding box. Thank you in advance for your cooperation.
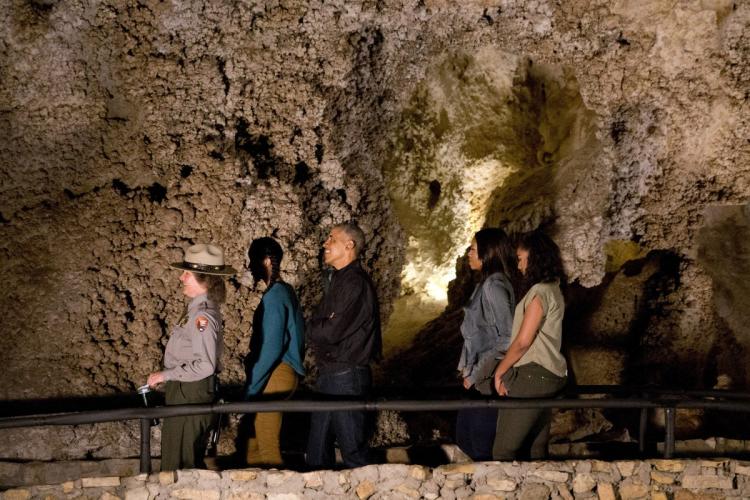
[146,183,167,203]
[111,179,166,203]
[314,126,324,163]
[294,162,311,185]
[480,8,494,25]
[62,186,102,201]
[427,180,441,209]
[611,120,627,144]
[111,179,132,197]
[235,118,278,179]
[216,56,230,97]
[154,314,168,339]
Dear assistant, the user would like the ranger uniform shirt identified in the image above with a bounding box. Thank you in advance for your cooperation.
[162,294,223,382]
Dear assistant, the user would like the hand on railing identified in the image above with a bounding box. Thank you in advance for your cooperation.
[147,372,166,389]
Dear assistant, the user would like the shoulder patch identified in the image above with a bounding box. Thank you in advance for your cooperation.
[196,316,209,332]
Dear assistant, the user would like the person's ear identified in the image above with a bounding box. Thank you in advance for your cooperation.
[346,240,354,250]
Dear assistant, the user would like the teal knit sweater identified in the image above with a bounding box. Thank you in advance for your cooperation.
[244,282,305,397]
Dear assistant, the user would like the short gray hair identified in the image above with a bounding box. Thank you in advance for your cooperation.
[334,221,366,257]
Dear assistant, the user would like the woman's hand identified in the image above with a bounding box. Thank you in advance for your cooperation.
[462,377,473,390]
[494,368,508,396]
[495,374,509,396]
[492,296,545,396]
[147,371,165,388]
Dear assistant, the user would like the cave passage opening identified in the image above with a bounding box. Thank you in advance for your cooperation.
[381,47,601,356]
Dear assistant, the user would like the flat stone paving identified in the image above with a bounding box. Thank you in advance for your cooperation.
[4,458,750,499]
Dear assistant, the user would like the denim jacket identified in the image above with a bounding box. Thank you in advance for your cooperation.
[457,272,515,386]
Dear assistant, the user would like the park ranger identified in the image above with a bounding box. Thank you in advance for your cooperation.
[147,243,236,471]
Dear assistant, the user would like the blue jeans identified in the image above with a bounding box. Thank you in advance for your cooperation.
[306,365,371,469]
[456,407,498,461]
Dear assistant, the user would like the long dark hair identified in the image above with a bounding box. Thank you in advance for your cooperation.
[193,273,226,304]
[475,228,518,286]
[517,231,566,297]
[248,237,283,286]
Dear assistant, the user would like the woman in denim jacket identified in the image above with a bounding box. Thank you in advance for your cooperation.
[456,228,517,461]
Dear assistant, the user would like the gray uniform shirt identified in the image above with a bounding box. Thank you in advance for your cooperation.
[162,294,223,382]
[457,272,515,385]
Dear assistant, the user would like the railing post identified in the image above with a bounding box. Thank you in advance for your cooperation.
[664,407,675,458]
[140,418,152,474]
[638,406,648,455]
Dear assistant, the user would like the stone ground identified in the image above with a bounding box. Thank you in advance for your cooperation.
[6,458,750,499]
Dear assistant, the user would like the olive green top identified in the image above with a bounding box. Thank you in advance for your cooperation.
[509,281,567,377]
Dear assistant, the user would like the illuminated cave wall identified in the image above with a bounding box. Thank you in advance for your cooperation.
[1,0,749,412]
[381,50,604,353]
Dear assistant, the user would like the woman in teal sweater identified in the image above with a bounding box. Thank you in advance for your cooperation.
[243,237,305,466]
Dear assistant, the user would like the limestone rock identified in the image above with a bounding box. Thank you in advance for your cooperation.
[596,483,616,500]
[1,0,749,461]
[355,480,376,499]
[572,473,596,493]
[171,490,220,500]
[618,482,649,500]
[486,478,517,492]
[124,487,149,500]
[228,470,259,482]
[650,471,675,485]
[2,490,31,500]
[680,475,734,489]
[81,476,121,488]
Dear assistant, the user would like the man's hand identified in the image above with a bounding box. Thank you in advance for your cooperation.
[147,371,165,388]
[462,377,473,390]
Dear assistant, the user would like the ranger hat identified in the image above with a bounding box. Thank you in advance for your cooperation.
[170,243,237,276]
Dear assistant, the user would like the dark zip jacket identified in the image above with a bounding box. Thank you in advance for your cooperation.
[308,260,382,368]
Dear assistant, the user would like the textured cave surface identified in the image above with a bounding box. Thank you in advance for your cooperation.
[1,0,749,459]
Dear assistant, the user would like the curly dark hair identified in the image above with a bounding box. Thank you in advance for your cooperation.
[517,231,566,297]
[248,237,283,286]
[475,228,519,287]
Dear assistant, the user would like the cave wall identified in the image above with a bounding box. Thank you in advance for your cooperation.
[1,0,749,408]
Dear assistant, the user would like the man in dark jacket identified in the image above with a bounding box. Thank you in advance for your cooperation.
[306,221,381,469]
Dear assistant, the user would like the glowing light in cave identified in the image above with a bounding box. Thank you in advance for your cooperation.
[382,49,527,354]
[396,159,516,309]
[401,259,453,304]
[424,268,454,302]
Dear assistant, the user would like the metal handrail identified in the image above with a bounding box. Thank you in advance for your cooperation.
[2,384,746,417]
[2,388,750,473]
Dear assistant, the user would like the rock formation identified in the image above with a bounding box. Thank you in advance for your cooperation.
[1,0,749,458]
